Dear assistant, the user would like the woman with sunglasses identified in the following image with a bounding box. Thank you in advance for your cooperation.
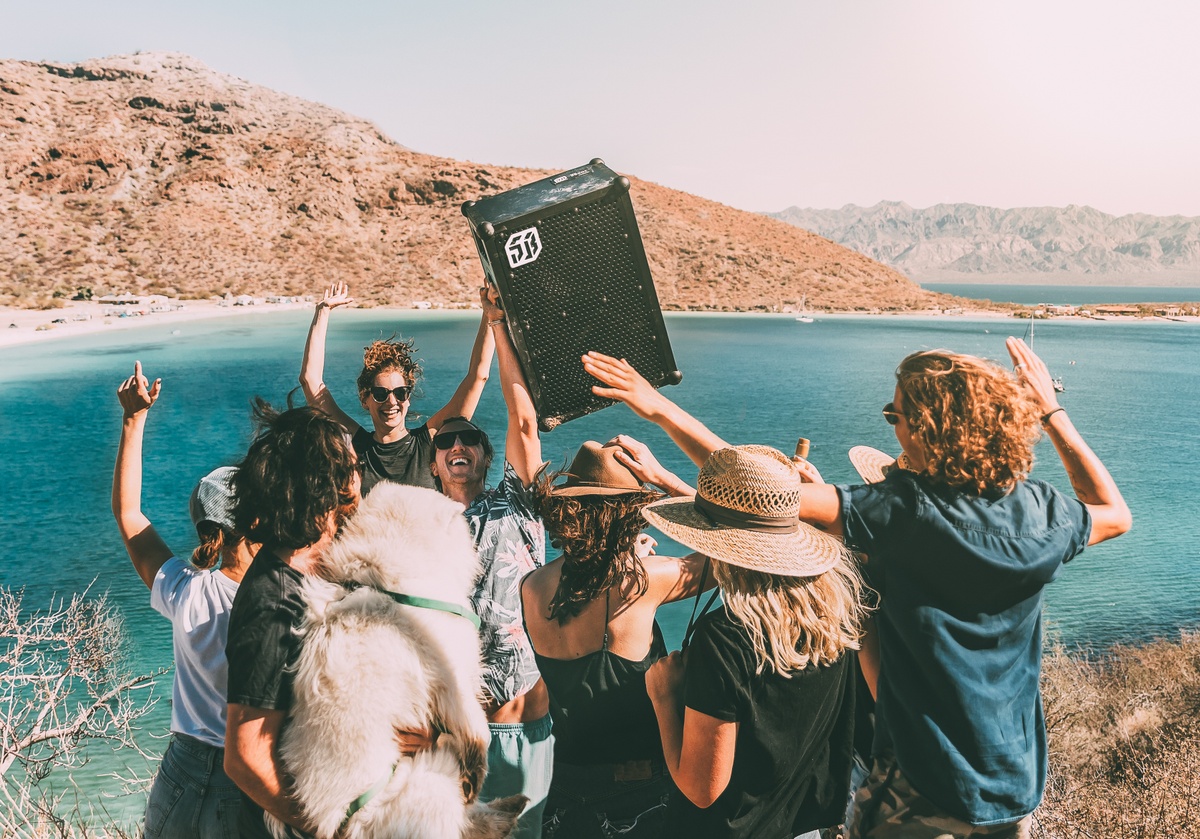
[520,440,707,839]
[300,281,495,494]
[113,361,258,839]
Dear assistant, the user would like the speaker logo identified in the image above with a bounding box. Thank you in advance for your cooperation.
[505,227,542,268]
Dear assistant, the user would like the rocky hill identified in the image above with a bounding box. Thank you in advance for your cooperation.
[771,201,1200,284]
[0,53,945,312]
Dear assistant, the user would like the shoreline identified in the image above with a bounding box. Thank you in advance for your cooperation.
[1,300,1197,351]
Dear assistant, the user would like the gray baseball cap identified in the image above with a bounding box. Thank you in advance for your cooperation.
[189,466,238,533]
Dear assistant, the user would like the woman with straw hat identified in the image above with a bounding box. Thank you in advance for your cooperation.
[521,439,708,839]
[641,445,864,839]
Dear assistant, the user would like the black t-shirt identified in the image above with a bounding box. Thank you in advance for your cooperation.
[353,423,435,494]
[664,608,856,839]
[226,549,308,839]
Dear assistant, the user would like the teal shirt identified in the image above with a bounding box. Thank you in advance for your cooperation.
[839,472,1090,825]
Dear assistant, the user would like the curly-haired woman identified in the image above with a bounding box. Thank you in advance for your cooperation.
[299,281,494,493]
[791,338,1131,838]
[520,440,708,839]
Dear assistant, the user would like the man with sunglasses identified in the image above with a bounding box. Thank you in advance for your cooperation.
[430,287,552,839]
[300,281,495,494]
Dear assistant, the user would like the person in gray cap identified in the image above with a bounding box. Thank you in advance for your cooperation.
[113,361,258,839]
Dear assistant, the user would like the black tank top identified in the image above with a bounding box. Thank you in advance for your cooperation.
[533,600,667,766]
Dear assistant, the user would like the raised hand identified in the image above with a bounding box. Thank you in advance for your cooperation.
[1006,337,1059,416]
[608,433,686,494]
[117,360,161,419]
[583,352,669,420]
[317,281,355,311]
[791,456,826,485]
[479,284,504,322]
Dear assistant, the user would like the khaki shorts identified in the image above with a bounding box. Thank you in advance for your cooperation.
[849,756,1032,839]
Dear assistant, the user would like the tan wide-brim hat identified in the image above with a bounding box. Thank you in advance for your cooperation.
[642,445,845,577]
[848,446,914,485]
[549,440,645,496]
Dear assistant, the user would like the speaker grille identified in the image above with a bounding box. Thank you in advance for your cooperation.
[506,194,663,423]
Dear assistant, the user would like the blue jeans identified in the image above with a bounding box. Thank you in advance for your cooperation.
[481,714,555,839]
[542,760,670,839]
[143,733,241,839]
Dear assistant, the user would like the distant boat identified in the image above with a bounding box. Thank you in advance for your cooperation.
[795,295,815,323]
[1024,311,1065,392]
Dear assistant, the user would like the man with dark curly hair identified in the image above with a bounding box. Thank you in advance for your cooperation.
[791,337,1131,838]
[300,281,495,494]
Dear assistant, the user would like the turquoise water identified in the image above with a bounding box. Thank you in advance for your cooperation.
[2,310,1198,822]
[922,282,1200,305]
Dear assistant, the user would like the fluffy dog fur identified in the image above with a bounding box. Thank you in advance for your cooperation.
[267,482,525,839]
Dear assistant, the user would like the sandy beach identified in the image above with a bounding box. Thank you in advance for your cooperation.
[1,300,1195,352]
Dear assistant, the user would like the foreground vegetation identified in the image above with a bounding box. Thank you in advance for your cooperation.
[1036,632,1200,837]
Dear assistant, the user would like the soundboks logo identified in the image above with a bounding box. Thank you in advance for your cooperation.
[505,227,542,268]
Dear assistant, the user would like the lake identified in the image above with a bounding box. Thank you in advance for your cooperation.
[1,309,1197,824]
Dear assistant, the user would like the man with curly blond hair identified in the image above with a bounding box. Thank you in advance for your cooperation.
[790,337,1131,838]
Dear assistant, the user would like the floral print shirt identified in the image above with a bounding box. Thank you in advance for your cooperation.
[465,462,546,705]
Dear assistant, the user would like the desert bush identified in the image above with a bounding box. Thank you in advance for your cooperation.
[0,586,161,836]
[1035,634,1200,837]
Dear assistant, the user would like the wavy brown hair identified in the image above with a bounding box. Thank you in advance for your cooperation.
[233,400,359,550]
[191,521,228,570]
[356,335,423,403]
[896,349,1040,495]
[532,470,662,624]
[713,557,867,675]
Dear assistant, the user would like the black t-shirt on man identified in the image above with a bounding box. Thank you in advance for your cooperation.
[664,608,856,839]
[226,549,308,839]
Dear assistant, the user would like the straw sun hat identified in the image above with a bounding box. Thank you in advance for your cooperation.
[847,446,913,485]
[642,445,845,577]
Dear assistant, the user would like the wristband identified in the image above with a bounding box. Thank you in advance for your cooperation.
[1040,407,1065,425]
[488,318,506,326]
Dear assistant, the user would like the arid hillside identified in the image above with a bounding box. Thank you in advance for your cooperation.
[0,53,946,312]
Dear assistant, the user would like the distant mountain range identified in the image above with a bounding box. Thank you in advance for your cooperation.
[0,53,948,312]
[770,202,1200,285]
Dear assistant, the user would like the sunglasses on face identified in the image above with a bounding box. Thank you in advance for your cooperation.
[883,402,903,426]
[433,429,483,450]
[369,386,412,403]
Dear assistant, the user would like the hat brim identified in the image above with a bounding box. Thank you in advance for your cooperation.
[641,497,844,577]
[848,446,913,484]
[549,483,644,497]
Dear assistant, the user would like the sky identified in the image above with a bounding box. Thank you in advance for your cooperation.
[2,0,1198,217]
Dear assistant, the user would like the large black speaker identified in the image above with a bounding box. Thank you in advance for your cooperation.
[462,159,682,432]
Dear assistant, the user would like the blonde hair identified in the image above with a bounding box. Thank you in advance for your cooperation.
[896,349,1040,495]
[712,556,866,675]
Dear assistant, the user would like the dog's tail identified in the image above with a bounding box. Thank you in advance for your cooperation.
[462,795,527,839]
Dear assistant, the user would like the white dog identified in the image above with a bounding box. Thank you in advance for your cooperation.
[268,482,525,839]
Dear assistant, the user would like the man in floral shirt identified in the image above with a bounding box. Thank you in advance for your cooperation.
[431,288,550,838]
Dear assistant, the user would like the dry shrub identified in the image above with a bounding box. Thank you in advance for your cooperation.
[1035,633,1200,837]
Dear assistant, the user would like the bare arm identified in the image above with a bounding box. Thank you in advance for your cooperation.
[427,309,496,432]
[1007,337,1131,545]
[224,705,313,832]
[112,362,172,589]
[647,652,737,808]
[299,282,360,434]
[792,457,844,536]
[483,287,542,486]
[859,617,879,701]
[582,352,727,468]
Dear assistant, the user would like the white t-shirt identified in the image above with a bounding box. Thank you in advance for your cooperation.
[150,557,240,748]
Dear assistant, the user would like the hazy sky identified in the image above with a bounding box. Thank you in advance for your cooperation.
[2,0,1197,217]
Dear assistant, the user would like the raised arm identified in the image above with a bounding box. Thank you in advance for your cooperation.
[1007,337,1131,545]
[427,307,496,433]
[299,282,360,433]
[607,434,694,498]
[582,352,728,468]
[481,286,542,486]
[112,361,172,589]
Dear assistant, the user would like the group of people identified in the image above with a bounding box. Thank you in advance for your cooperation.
[113,281,1130,839]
